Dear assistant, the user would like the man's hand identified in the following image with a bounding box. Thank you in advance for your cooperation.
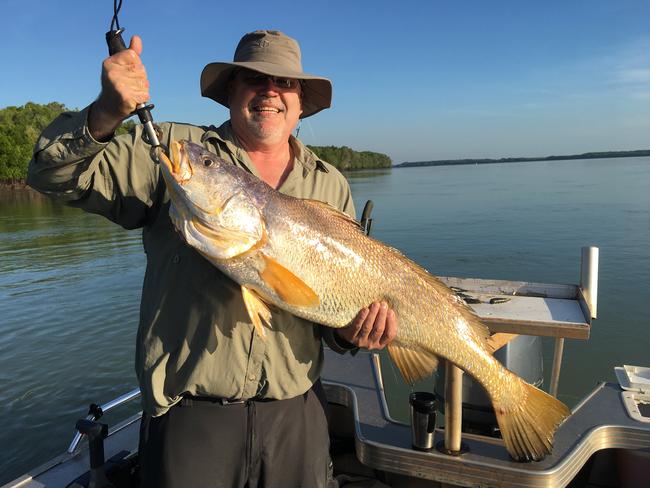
[336,301,397,350]
[88,35,150,141]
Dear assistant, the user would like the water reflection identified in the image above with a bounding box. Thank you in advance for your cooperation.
[342,168,393,180]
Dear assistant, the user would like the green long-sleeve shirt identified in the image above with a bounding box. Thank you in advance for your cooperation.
[27,106,356,416]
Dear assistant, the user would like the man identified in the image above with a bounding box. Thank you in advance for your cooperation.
[28,30,396,487]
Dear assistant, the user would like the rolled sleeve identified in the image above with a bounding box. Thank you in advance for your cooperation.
[28,106,110,196]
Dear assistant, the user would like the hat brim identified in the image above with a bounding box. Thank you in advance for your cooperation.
[200,61,332,118]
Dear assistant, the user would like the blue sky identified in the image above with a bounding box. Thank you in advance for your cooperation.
[3,0,650,163]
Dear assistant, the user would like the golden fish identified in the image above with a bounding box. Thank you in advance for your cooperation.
[159,140,570,461]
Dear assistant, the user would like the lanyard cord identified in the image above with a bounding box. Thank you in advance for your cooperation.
[110,0,123,31]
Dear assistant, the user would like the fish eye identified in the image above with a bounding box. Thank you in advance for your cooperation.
[203,157,215,167]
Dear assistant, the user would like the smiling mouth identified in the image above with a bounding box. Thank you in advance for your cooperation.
[252,105,283,114]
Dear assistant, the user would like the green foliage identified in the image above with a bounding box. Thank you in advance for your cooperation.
[0,102,67,182]
[307,145,392,170]
[0,102,136,183]
[116,120,136,135]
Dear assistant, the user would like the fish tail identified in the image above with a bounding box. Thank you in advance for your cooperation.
[493,377,570,461]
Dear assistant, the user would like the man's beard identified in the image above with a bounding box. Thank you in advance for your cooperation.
[244,96,290,143]
[245,116,285,143]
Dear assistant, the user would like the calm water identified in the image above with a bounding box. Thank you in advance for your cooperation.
[1,157,649,483]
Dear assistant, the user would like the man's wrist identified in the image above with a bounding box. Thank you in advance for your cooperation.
[88,100,123,142]
[322,328,359,355]
[332,330,358,350]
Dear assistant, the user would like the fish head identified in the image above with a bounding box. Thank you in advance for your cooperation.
[160,140,239,208]
[159,140,265,260]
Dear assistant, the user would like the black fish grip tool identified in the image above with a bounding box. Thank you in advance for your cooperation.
[105,0,167,162]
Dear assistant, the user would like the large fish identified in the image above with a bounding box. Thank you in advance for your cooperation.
[159,140,570,461]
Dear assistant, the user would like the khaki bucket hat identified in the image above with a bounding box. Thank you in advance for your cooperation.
[200,30,332,118]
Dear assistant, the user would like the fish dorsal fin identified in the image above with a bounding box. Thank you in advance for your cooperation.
[300,199,364,230]
[241,285,272,339]
[406,260,492,347]
[387,345,439,385]
[259,254,320,308]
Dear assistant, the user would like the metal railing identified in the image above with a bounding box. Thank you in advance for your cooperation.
[67,388,141,454]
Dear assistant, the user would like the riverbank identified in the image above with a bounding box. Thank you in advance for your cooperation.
[0,181,32,190]
[396,149,650,168]
[0,182,44,205]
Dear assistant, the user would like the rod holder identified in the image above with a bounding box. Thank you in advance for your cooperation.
[443,362,463,454]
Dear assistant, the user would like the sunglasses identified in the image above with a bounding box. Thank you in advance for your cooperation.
[237,71,301,90]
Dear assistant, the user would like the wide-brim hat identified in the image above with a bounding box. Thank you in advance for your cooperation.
[200,30,332,118]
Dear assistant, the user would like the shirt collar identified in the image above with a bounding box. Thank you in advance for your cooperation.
[201,121,329,177]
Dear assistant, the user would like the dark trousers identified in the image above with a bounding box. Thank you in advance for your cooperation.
[139,382,333,488]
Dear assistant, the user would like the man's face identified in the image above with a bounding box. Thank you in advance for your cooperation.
[229,69,303,146]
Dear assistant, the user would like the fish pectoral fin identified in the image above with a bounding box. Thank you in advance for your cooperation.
[191,217,263,259]
[387,345,439,385]
[241,286,272,339]
[259,254,320,308]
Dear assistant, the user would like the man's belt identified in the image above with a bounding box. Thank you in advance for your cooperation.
[180,394,276,406]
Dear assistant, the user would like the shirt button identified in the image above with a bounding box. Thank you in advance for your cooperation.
[172,254,180,263]
[248,374,256,381]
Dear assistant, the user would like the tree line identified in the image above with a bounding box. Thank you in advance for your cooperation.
[397,150,650,168]
[307,145,392,170]
[0,102,66,183]
[0,102,392,183]
[0,102,136,184]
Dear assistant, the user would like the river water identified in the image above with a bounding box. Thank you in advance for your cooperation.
[1,157,649,483]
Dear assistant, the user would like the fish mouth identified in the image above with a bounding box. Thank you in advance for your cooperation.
[160,141,192,183]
